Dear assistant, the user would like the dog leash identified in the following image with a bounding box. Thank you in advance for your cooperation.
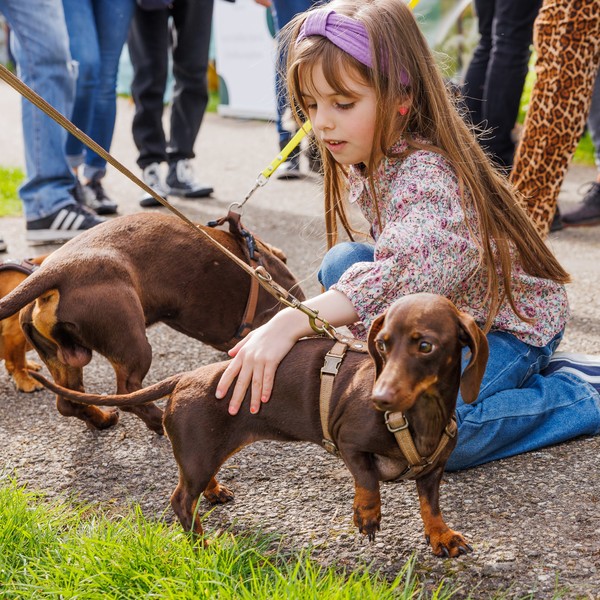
[0,64,358,345]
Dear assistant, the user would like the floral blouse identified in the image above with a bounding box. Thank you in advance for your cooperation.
[330,138,570,346]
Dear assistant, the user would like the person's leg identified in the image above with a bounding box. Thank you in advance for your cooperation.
[589,69,600,174]
[164,0,214,198]
[62,0,101,174]
[128,4,170,169]
[510,0,600,237]
[271,0,320,178]
[81,0,136,181]
[462,0,495,128]
[479,0,542,169]
[447,331,600,470]
[168,0,213,162]
[561,69,600,226]
[0,0,76,220]
[317,242,375,290]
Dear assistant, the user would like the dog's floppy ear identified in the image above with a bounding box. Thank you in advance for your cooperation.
[367,313,386,378]
[457,311,489,404]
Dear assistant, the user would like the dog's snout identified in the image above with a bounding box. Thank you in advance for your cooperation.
[371,385,396,412]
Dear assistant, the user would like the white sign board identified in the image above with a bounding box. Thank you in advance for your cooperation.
[213,0,277,120]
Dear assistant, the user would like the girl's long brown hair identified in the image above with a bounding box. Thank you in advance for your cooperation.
[284,0,569,332]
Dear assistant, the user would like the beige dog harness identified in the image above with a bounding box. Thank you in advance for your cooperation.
[319,340,457,479]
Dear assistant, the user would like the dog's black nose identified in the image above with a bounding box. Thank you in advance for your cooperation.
[371,391,394,412]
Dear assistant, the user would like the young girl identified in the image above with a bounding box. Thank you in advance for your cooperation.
[216,0,600,471]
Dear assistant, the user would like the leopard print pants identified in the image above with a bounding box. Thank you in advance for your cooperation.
[510,0,600,238]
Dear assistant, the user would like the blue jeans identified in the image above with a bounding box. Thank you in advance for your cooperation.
[463,0,542,169]
[271,0,320,145]
[0,0,76,220]
[63,0,135,180]
[319,241,600,471]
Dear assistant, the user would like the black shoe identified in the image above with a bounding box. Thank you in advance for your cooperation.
[550,208,564,232]
[166,159,213,198]
[26,203,105,243]
[84,174,118,215]
[562,182,600,227]
[0,237,7,253]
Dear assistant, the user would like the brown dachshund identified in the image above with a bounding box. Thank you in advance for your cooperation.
[0,212,303,434]
[30,293,488,557]
[0,256,47,392]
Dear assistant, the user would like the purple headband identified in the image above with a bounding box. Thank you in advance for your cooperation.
[297,9,374,68]
[296,8,410,85]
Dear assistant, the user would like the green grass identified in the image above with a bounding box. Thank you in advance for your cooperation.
[0,477,459,599]
[0,166,24,217]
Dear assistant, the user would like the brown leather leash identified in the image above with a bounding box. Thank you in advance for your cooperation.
[319,340,457,479]
[0,63,358,345]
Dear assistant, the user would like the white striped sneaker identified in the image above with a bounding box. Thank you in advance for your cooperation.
[26,203,105,243]
[542,351,600,390]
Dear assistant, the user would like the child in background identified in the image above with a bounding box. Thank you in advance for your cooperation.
[216,0,600,471]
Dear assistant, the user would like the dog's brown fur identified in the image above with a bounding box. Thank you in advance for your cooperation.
[31,293,488,557]
[0,212,304,434]
[0,256,47,392]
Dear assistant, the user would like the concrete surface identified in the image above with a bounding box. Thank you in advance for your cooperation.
[1,83,600,598]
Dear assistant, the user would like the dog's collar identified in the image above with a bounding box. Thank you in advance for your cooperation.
[318,340,457,478]
[0,258,40,276]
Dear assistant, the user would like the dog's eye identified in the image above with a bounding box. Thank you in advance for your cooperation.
[376,339,387,354]
[418,341,433,353]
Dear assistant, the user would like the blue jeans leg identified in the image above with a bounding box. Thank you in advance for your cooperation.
[317,241,375,290]
[0,0,76,220]
[447,331,600,471]
[63,0,135,179]
[271,0,319,144]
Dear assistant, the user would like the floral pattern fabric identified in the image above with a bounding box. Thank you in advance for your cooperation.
[330,138,570,346]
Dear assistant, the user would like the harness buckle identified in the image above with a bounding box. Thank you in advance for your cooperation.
[384,411,409,433]
[321,352,345,377]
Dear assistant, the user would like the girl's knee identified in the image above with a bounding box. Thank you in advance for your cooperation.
[318,242,374,290]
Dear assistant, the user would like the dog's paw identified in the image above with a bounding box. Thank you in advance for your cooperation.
[26,360,42,371]
[426,529,472,558]
[204,484,234,505]
[13,372,45,393]
[86,408,120,430]
[354,504,381,542]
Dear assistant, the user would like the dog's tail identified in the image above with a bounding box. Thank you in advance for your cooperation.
[28,371,182,406]
[0,266,58,319]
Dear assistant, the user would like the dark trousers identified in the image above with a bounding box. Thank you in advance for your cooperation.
[128,0,214,169]
[463,0,542,169]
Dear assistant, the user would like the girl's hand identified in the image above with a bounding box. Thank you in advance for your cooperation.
[215,320,298,415]
[215,290,359,415]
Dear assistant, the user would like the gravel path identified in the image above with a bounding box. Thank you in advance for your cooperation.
[1,102,600,598]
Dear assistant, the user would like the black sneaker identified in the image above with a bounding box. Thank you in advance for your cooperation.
[26,203,105,243]
[0,237,7,253]
[550,207,564,232]
[139,162,169,208]
[165,159,213,198]
[84,174,118,215]
[562,182,600,227]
